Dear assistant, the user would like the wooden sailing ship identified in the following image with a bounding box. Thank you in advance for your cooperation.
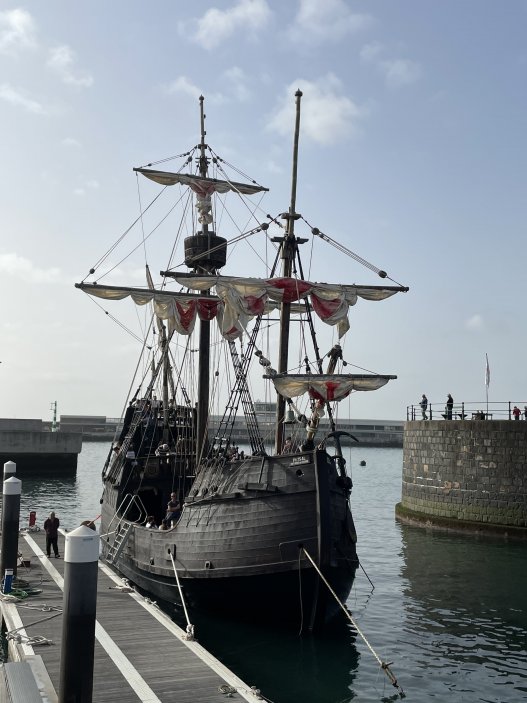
[76,92,408,631]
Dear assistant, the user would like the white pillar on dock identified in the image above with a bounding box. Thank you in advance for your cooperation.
[59,524,100,703]
[3,461,16,481]
[0,477,21,584]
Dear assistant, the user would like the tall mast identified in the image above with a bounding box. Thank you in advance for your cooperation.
[196,95,211,462]
[274,90,303,454]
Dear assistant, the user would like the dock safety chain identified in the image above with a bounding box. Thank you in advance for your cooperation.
[301,547,405,698]
[168,549,194,641]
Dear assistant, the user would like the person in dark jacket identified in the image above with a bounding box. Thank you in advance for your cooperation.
[419,394,428,420]
[446,394,454,420]
[43,511,60,558]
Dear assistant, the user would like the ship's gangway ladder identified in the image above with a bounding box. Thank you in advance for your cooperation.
[105,522,133,565]
[103,494,147,565]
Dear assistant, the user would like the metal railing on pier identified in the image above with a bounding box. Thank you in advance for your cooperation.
[407,401,527,422]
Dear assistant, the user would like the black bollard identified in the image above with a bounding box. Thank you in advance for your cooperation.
[3,461,16,481]
[59,525,100,703]
[0,476,21,586]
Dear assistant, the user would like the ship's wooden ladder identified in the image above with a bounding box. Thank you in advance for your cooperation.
[106,522,133,565]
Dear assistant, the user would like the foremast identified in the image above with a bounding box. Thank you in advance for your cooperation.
[274,89,305,455]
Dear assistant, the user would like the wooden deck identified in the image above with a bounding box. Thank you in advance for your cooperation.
[0,529,263,703]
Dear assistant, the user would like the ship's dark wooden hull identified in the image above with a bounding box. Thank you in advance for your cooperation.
[101,449,358,631]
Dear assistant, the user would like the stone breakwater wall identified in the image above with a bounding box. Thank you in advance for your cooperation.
[396,420,527,537]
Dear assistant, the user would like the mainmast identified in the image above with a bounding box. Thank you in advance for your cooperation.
[187,97,227,463]
[196,97,211,462]
[274,90,305,454]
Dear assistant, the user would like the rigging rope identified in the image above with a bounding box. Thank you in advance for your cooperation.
[136,148,196,169]
[83,188,167,280]
[300,215,406,287]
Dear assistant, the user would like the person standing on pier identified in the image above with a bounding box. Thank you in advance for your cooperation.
[446,394,454,420]
[419,394,428,420]
[44,511,60,558]
[512,406,521,420]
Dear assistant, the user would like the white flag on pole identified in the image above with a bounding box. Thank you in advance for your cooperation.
[485,354,490,388]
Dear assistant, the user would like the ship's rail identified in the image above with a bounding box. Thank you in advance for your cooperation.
[407,400,527,421]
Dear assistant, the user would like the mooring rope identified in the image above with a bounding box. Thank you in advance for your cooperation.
[5,607,63,647]
[218,683,273,701]
[168,549,194,640]
[301,547,405,698]
[359,559,375,591]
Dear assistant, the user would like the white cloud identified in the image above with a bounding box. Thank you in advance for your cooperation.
[47,45,93,88]
[62,137,82,148]
[184,0,271,50]
[0,8,36,54]
[0,83,46,114]
[466,314,484,331]
[164,76,203,100]
[360,41,383,63]
[0,253,61,283]
[164,75,228,105]
[222,66,251,102]
[74,179,100,196]
[166,68,250,104]
[381,58,422,89]
[265,159,283,174]
[289,0,372,44]
[267,76,362,146]
[360,41,422,89]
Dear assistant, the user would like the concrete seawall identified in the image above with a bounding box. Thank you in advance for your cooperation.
[0,429,82,473]
[396,420,527,538]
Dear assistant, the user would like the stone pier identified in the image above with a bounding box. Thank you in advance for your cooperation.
[396,420,527,538]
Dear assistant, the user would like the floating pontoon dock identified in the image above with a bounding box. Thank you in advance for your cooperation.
[0,529,264,703]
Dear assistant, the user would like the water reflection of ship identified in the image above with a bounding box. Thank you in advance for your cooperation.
[170,603,361,703]
[399,524,527,671]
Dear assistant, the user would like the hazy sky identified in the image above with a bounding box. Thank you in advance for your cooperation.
[1,0,526,423]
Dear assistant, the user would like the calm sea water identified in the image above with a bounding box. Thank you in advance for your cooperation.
[17,443,527,703]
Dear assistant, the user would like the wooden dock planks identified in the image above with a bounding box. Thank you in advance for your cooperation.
[0,529,262,703]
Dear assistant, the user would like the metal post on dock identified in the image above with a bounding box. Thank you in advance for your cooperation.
[0,476,21,587]
[59,524,100,703]
[3,460,16,481]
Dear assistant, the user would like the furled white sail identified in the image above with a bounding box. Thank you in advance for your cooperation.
[75,283,220,336]
[76,282,303,340]
[134,169,268,195]
[76,274,406,341]
[270,374,397,402]
[135,168,268,225]
[174,274,407,338]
